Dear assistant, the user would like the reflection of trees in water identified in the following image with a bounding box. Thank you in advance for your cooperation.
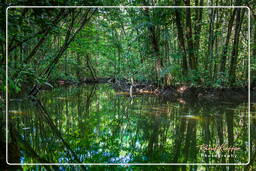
[135,99,247,164]
[6,85,252,169]
[8,85,96,167]
[183,110,197,163]
[226,107,234,170]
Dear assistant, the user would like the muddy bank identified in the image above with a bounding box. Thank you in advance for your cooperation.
[50,78,112,87]
[42,78,255,102]
[108,78,255,102]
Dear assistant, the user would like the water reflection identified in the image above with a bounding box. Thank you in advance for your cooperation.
[8,84,249,164]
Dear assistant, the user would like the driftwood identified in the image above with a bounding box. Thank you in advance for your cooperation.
[110,79,254,102]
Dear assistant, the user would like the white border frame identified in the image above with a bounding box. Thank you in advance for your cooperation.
[6,6,251,166]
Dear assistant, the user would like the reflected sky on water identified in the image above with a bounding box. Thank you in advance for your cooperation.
[8,84,249,164]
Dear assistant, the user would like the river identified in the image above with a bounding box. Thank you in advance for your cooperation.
[8,84,250,164]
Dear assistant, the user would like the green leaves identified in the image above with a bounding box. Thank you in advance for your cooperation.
[9,78,21,94]
[160,65,180,78]
[4,6,251,97]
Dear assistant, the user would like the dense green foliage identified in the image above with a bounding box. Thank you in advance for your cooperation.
[0,0,255,97]
[0,0,256,170]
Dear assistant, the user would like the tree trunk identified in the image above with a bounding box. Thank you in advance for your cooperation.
[174,1,188,76]
[219,9,237,73]
[184,0,196,70]
[143,7,163,84]
[86,54,97,80]
[194,0,204,63]
[206,8,216,74]
[76,53,82,81]
[23,9,67,64]
[229,9,245,85]
[29,9,96,96]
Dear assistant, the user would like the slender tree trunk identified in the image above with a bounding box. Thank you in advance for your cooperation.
[29,9,96,96]
[213,8,224,81]
[11,9,70,80]
[229,9,245,85]
[150,25,161,83]
[143,7,162,84]
[194,0,204,65]
[184,0,196,70]
[206,8,215,74]
[44,9,95,78]
[23,9,67,64]
[174,3,188,75]
[219,9,237,73]
[86,54,97,80]
[76,53,82,81]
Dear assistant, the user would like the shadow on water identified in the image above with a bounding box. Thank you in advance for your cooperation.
[5,84,251,168]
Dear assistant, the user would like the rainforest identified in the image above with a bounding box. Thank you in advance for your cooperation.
[0,0,256,170]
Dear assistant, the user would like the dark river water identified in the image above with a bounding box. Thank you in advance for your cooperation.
[8,84,250,164]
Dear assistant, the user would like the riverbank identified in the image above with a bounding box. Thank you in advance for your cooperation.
[106,78,255,102]
[40,78,255,102]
